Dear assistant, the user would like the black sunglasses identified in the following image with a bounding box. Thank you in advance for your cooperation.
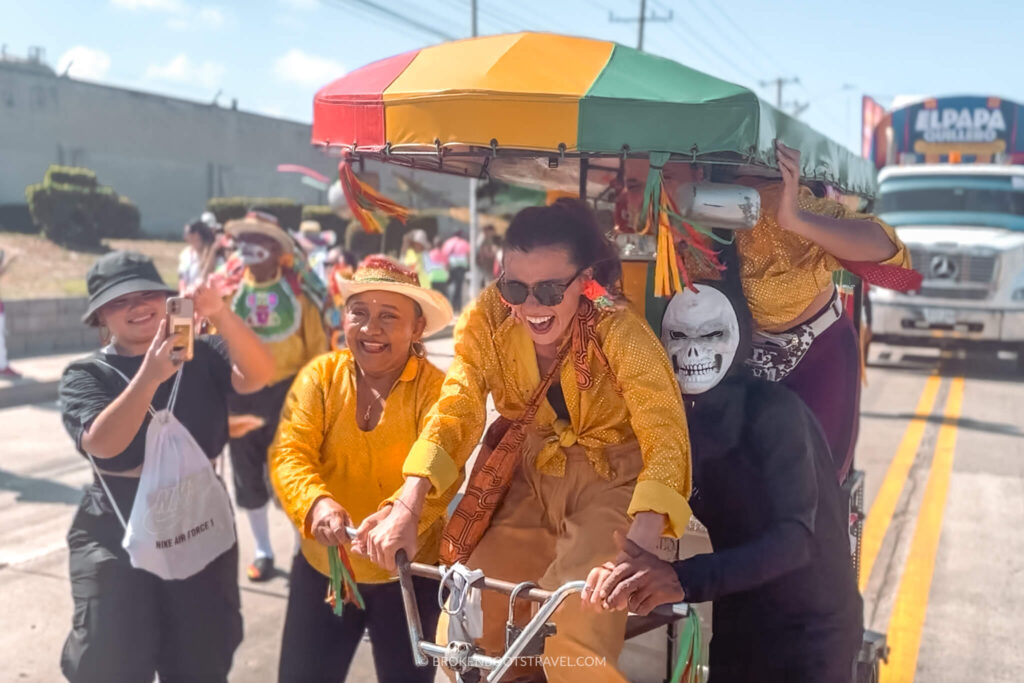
[497,267,585,307]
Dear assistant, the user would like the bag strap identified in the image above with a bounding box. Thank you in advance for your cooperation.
[84,358,185,529]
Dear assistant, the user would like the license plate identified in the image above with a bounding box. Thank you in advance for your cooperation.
[922,307,957,325]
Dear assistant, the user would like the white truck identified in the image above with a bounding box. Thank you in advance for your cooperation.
[869,164,1024,367]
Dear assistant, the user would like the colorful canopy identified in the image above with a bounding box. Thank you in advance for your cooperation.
[313,32,876,196]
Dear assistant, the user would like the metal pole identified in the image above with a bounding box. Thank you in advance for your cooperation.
[637,0,646,51]
[468,0,480,300]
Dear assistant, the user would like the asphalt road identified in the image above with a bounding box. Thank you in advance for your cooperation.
[1,340,1021,682]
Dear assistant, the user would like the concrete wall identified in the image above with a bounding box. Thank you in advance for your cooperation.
[0,62,471,238]
[4,297,94,359]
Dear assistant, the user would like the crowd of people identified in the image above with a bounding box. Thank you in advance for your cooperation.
[56,143,909,683]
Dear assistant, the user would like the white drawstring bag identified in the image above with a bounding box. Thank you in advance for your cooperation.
[87,362,236,581]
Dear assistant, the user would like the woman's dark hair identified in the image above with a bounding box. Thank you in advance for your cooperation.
[503,198,622,290]
[186,220,216,247]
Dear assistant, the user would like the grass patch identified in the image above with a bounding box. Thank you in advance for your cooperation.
[1,232,182,300]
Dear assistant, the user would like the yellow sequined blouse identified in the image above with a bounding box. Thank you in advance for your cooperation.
[734,182,910,329]
[404,286,693,538]
[269,350,449,583]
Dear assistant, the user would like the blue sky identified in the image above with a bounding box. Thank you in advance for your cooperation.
[3,0,1021,153]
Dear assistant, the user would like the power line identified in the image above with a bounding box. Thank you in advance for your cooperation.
[608,0,674,51]
[662,19,761,84]
[327,0,457,40]
[701,0,785,74]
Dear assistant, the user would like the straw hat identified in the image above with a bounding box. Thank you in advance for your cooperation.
[224,210,294,253]
[336,255,452,336]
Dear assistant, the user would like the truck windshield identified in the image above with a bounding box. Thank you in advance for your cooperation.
[877,175,1024,217]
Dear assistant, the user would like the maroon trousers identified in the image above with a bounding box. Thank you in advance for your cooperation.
[780,315,861,482]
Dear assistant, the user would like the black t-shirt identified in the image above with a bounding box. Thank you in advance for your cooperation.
[59,336,236,473]
[675,378,861,635]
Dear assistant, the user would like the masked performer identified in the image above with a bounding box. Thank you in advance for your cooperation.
[223,210,329,581]
[357,199,693,683]
[617,142,916,480]
[587,279,862,683]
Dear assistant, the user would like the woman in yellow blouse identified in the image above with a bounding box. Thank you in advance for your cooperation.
[619,142,911,480]
[269,256,453,683]
[362,199,693,683]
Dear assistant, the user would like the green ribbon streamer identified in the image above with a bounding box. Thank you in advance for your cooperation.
[328,546,365,616]
[670,610,705,683]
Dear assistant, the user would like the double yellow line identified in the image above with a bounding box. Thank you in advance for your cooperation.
[859,372,966,683]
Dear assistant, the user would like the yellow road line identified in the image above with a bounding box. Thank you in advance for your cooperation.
[881,377,965,683]
[860,374,942,592]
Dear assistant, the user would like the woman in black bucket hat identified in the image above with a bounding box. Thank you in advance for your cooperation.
[59,250,274,682]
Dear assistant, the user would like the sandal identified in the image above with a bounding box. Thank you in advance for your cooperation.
[247,556,275,582]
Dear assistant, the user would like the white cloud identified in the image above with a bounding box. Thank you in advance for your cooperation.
[56,46,112,81]
[281,0,319,9]
[196,7,225,27]
[144,54,225,89]
[272,49,344,88]
[110,0,184,11]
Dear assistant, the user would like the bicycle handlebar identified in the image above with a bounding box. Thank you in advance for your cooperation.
[341,525,688,679]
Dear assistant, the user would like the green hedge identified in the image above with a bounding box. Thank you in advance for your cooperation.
[24,165,139,245]
[44,165,98,190]
[301,205,348,239]
[206,197,302,231]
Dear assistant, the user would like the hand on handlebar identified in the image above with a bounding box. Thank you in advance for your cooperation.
[352,500,419,573]
[584,531,685,615]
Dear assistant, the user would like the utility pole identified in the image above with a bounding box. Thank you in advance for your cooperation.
[609,0,673,51]
[759,76,807,117]
[468,0,480,298]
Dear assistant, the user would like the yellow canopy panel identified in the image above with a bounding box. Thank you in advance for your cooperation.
[381,32,614,151]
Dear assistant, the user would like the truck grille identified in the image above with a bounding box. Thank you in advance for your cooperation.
[908,247,997,285]
[915,286,989,301]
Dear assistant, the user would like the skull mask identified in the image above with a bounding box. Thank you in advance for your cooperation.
[661,284,740,395]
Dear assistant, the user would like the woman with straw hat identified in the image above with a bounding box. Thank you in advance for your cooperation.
[270,255,453,683]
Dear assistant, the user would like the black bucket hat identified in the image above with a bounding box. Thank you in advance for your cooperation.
[82,251,176,325]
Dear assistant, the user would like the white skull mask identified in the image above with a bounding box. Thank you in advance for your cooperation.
[661,285,740,395]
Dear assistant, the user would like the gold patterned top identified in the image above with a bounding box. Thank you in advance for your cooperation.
[269,350,448,583]
[733,181,909,329]
[403,286,693,538]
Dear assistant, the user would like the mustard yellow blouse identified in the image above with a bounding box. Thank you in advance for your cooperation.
[269,350,448,583]
[403,286,693,538]
[733,182,910,329]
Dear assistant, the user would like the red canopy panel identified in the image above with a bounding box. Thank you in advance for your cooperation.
[312,49,420,150]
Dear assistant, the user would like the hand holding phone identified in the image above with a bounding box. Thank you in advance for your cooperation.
[166,297,195,363]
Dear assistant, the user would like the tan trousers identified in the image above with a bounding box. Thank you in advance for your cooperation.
[439,434,642,683]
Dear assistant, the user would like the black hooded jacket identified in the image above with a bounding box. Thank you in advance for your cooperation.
[669,280,861,635]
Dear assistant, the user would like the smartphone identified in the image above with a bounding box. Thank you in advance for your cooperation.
[166,297,195,362]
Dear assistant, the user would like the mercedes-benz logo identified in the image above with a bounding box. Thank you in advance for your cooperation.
[930,255,958,280]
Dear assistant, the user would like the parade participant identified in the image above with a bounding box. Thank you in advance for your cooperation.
[362,199,693,683]
[178,218,218,292]
[587,279,863,683]
[224,210,330,582]
[270,255,452,682]
[402,228,432,288]
[58,251,273,682]
[441,230,471,312]
[0,248,20,378]
[618,142,913,479]
[427,235,451,296]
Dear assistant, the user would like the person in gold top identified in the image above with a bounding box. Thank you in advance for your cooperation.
[619,142,911,480]
[362,199,693,683]
[223,211,330,582]
[270,255,453,683]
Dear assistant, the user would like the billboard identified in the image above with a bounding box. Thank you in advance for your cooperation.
[876,96,1023,166]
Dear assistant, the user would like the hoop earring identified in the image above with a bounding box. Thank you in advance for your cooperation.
[411,340,426,358]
